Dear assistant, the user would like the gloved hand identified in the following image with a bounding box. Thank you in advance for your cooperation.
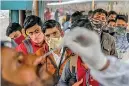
[63,27,108,70]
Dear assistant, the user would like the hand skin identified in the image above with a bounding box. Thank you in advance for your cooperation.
[72,79,83,86]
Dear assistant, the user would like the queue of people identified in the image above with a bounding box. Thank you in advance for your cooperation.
[1,8,129,86]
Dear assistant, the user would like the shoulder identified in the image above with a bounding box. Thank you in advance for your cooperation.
[16,41,28,55]
[103,32,115,43]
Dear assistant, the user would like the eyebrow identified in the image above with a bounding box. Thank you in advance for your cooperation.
[28,28,39,33]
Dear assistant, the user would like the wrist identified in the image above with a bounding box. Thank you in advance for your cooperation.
[94,54,108,70]
[99,60,110,71]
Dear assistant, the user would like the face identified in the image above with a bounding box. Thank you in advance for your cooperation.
[1,46,39,85]
[1,45,54,86]
[93,12,107,23]
[116,19,128,28]
[26,24,45,44]
[44,27,61,42]
[108,14,117,20]
[108,21,116,28]
[9,31,22,39]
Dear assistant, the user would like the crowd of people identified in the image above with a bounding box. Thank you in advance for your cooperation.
[1,8,129,86]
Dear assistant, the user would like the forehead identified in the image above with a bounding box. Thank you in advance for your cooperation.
[26,24,41,32]
[9,31,20,37]
[45,27,59,34]
[110,14,116,17]
[109,21,116,24]
[116,19,126,24]
[94,12,106,17]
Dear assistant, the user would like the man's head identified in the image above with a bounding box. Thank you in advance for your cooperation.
[92,8,107,23]
[23,15,44,44]
[107,20,116,35]
[108,19,116,28]
[108,11,117,20]
[115,15,128,35]
[1,41,54,86]
[71,11,83,24]
[43,20,62,50]
[71,18,93,31]
[43,20,61,41]
[6,23,22,39]
[91,9,108,34]
[6,23,25,45]
[116,15,128,28]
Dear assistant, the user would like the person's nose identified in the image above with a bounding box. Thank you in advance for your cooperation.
[32,33,41,38]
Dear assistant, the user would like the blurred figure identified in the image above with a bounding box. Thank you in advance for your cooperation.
[91,8,108,33]
[107,19,116,36]
[71,11,83,24]
[115,15,129,59]
[1,41,54,86]
[35,20,72,85]
[58,18,99,86]
[55,9,59,22]
[91,8,117,57]
[108,11,117,20]
[63,15,71,33]
[88,10,93,20]
[6,22,25,48]
[63,27,129,86]
[16,15,48,55]
[44,8,51,21]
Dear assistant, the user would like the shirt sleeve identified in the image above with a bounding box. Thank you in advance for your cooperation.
[90,56,129,86]
[57,60,76,86]
[111,36,118,57]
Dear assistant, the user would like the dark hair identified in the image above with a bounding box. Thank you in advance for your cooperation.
[66,15,71,22]
[6,23,22,36]
[71,11,83,23]
[108,19,116,24]
[93,8,108,17]
[71,18,93,31]
[42,20,61,33]
[108,11,117,17]
[88,10,93,16]
[23,15,43,34]
[116,15,128,23]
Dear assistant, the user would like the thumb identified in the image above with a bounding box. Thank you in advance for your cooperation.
[72,79,83,86]
[77,79,83,85]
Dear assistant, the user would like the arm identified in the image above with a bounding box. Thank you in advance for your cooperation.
[90,56,129,86]
[63,27,129,86]
[57,60,76,86]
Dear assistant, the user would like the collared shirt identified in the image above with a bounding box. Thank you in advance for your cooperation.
[16,39,48,55]
[52,48,65,67]
[115,32,129,59]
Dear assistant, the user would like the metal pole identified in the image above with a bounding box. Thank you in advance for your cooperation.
[32,0,39,16]
[92,0,95,11]
[19,10,26,27]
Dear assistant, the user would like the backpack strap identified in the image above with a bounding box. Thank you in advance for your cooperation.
[23,39,33,53]
[85,69,90,86]
[70,55,78,74]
